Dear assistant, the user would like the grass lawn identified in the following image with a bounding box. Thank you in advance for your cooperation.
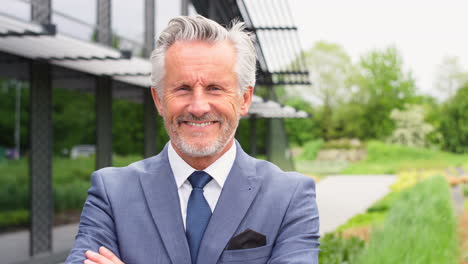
[295,160,349,177]
[355,176,458,264]
[320,176,460,263]
[341,141,468,174]
[294,141,468,176]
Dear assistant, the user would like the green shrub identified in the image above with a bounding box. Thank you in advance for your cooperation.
[319,232,366,264]
[337,211,386,231]
[0,155,140,229]
[299,139,324,160]
[355,176,458,264]
[0,210,29,231]
[366,191,401,213]
[439,83,468,154]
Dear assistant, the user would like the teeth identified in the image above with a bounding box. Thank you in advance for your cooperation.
[187,122,213,127]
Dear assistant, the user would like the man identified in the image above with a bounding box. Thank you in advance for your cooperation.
[66,16,319,264]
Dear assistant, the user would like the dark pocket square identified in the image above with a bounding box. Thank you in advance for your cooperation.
[226,229,267,250]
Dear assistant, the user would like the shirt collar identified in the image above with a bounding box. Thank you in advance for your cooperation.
[168,142,236,189]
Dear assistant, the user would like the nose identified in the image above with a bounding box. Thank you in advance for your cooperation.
[187,88,211,117]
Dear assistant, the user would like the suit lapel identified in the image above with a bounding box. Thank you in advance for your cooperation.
[138,145,191,264]
[197,142,262,264]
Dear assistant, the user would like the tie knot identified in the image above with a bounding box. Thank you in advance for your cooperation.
[188,171,212,189]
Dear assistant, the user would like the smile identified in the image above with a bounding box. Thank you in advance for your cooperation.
[184,121,217,127]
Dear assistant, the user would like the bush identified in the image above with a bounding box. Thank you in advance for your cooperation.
[439,83,468,154]
[336,211,386,231]
[0,210,29,231]
[355,176,458,264]
[319,232,366,264]
[337,191,400,231]
[298,139,324,160]
[0,155,141,229]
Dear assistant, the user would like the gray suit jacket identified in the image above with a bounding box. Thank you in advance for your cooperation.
[66,142,320,264]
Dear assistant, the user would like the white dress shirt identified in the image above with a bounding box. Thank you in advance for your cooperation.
[168,142,236,229]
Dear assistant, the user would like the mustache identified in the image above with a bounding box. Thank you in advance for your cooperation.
[176,113,224,123]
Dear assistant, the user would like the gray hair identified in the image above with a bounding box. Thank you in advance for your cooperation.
[150,15,257,96]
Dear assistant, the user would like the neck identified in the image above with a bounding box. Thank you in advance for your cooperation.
[172,140,234,170]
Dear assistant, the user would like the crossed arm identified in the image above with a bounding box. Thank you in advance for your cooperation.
[84,247,123,264]
[79,175,320,264]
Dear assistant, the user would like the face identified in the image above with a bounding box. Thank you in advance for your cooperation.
[152,40,253,158]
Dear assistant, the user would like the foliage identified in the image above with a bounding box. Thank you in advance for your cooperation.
[303,42,353,107]
[300,42,353,139]
[343,141,468,174]
[282,97,322,146]
[338,191,400,231]
[343,46,417,140]
[355,176,458,264]
[438,83,468,154]
[434,56,468,100]
[319,232,366,264]
[0,210,29,231]
[336,211,386,231]
[387,104,436,148]
[52,87,96,154]
[298,139,324,160]
[0,155,141,229]
[366,191,401,213]
[0,79,172,156]
[0,80,29,152]
[390,169,444,192]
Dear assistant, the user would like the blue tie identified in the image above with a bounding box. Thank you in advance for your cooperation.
[186,171,213,264]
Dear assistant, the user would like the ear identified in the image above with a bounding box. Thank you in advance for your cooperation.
[239,86,254,116]
[151,86,163,116]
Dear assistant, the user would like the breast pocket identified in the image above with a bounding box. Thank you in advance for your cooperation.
[218,244,273,264]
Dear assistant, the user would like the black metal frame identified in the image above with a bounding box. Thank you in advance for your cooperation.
[191,0,310,86]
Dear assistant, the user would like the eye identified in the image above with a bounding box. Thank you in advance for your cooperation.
[176,85,190,91]
[207,85,222,91]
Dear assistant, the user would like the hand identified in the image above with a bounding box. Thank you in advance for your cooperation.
[84,246,124,264]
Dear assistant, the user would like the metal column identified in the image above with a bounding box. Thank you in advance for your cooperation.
[29,0,53,257]
[31,0,51,25]
[143,89,157,157]
[95,76,113,169]
[96,0,113,169]
[249,114,257,157]
[266,87,294,171]
[96,0,112,45]
[181,0,189,16]
[143,0,158,158]
[29,60,53,256]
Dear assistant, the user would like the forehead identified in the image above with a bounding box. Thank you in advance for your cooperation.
[165,40,236,69]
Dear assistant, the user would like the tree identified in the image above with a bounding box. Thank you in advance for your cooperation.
[434,56,468,101]
[344,46,417,140]
[387,105,436,148]
[303,42,353,108]
[293,42,353,139]
[438,83,468,153]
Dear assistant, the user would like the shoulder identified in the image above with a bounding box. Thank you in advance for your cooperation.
[249,157,316,195]
[90,154,163,189]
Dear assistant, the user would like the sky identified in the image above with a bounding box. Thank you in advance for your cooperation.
[3,0,468,99]
[290,0,468,98]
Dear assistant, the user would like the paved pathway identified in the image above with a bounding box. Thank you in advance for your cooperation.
[0,223,78,264]
[316,175,396,235]
[1,175,396,263]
